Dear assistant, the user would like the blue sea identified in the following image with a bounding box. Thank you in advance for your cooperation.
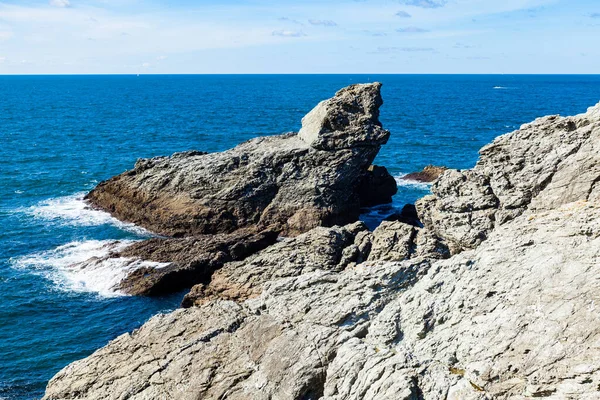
[1,74,599,399]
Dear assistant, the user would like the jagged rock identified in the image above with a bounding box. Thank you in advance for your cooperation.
[44,103,600,400]
[357,165,398,207]
[298,82,389,150]
[44,259,429,400]
[417,103,600,252]
[402,165,448,183]
[366,221,449,262]
[86,83,394,238]
[115,228,278,296]
[182,222,369,307]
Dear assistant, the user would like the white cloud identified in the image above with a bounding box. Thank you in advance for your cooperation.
[396,26,429,33]
[272,30,306,37]
[308,19,337,27]
[398,0,447,8]
[156,55,167,61]
[49,0,71,8]
[141,62,150,68]
[0,56,6,63]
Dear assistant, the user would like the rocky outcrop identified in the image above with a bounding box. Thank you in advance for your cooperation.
[44,102,600,399]
[115,228,278,296]
[402,165,448,183]
[86,82,394,238]
[181,222,370,307]
[418,104,600,252]
[181,221,445,308]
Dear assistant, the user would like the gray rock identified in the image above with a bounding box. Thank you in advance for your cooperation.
[298,83,390,150]
[366,221,449,262]
[115,228,279,296]
[418,102,600,252]
[44,103,600,400]
[181,222,370,307]
[86,83,394,238]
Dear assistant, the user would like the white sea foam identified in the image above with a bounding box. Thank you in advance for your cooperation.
[26,193,150,235]
[12,240,169,297]
[394,174,433,190]
[493,86,509,89]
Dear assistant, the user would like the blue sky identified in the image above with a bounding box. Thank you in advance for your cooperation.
[0,0,598,73]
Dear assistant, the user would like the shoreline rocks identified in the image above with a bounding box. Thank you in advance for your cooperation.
[81,82,398,297]
[86,82,395,238]
[417,104,600,253]
[43,93,600,399]
[401,165,448,183]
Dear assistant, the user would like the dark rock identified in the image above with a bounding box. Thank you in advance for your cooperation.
[86,83,392,238]
[358,165,398,207]
[384,204,421,227]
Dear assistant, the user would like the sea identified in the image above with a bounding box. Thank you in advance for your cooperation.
[1,74,599,399]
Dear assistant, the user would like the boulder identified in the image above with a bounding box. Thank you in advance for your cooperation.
[86,83,395,238]
[402,165,448,183]
[298,82,389,150]
[357,165,398,207]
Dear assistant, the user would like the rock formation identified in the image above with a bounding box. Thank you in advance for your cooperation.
[417,106,600,253]
[80,82,396,296]
[44,99,600,399]
[86,82,395,238]
[402,165,448,183]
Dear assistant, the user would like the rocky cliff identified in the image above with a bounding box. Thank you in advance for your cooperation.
[86,82,395,238]
[44,96,600,399]
[80,83,397,296]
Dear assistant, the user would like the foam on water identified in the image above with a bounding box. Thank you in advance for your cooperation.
[11,240,169,298]
[26,193,150,235]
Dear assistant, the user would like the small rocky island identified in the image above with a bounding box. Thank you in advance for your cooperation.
[44,84,600,399]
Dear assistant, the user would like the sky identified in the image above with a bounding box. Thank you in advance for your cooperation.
[0,0,598,74]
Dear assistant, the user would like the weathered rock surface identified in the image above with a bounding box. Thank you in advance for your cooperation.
[86,83,394,238]
[44,103,600,399]
[115,228,278,296]
[181,220,444,308]
[402,165,448,183]
[418,103,600,252]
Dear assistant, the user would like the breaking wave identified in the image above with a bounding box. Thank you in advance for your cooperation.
[11,240,169,297]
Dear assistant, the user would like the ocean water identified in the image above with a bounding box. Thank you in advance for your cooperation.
[1,74,599,399]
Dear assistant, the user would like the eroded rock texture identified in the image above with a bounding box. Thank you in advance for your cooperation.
[86,82,394,238]
[418,103,600,252]
[44,102,600,399]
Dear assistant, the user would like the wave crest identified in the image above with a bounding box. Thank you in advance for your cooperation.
[12,240,169,297]
[26,193,149,235]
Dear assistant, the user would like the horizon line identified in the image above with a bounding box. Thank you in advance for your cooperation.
[1,73,600,76]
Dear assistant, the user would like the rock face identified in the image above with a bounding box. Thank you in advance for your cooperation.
[418,104,600,253]
[115,228,279,296]
[86,82,394,238]
[44,103,600,399]
[402,165,448,183]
